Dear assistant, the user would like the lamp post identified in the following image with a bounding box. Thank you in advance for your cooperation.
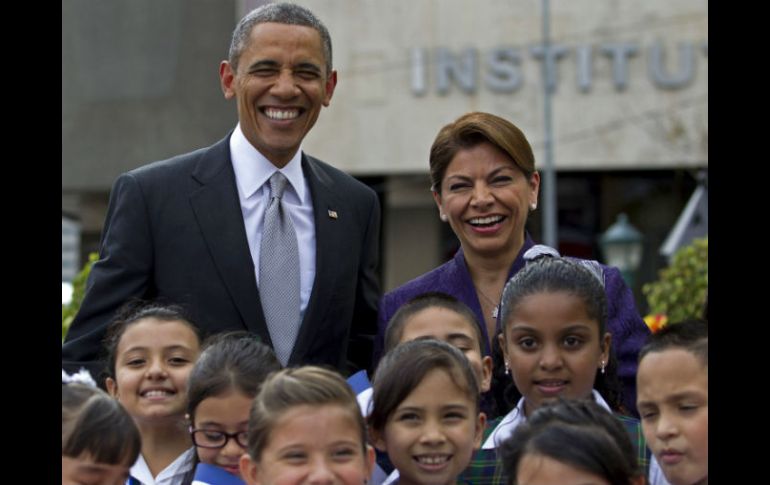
[600,213,643,287]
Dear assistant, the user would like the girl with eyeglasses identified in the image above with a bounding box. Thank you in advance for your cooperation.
[181,331,281,485]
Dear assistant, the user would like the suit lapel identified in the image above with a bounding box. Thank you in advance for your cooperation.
[188,136,271,345]
[289,155,343,363]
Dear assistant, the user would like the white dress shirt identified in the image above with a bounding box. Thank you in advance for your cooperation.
[229,124,316,323]
[128,447,195,485]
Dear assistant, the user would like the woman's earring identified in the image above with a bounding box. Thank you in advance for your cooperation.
[530,202,537,211]
[504,362,510,375]
[440,213,448,222]
[600,360,606,375]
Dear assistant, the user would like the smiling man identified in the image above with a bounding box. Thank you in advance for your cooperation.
[63,3,381,381]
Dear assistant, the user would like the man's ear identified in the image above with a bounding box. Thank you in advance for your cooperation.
[322,70,338,106]
[220,61,237,99]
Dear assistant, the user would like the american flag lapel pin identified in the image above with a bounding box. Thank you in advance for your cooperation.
[328,209,338,219]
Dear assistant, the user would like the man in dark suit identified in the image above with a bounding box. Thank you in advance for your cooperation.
[62,3,380,380]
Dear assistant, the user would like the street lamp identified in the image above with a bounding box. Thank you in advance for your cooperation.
[600,213,643,287]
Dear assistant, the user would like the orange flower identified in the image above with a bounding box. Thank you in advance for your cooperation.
[644,313,668,333]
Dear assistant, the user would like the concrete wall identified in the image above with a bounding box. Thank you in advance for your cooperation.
[62,0,239,191]
[63,0,707,188]
[292,0,708,174]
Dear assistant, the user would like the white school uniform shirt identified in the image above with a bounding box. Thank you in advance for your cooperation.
[230,123,316,321]
[648,455,672,485]
[483,390,670,485]
[484,389,610,448]
[127,447,195,485]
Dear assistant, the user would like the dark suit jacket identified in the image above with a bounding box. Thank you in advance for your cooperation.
[62,134,381,380]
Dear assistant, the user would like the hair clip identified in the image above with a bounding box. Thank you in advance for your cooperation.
[62,368,97,387]
[523,244,561,262]
[522,245,605,288]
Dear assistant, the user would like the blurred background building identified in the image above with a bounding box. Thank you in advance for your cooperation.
[62,0,707,311]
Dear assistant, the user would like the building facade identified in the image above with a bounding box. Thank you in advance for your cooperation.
[62,0,708,309]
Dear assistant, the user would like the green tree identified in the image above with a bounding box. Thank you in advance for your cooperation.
[643,237,708,323]
[62,252,98,341]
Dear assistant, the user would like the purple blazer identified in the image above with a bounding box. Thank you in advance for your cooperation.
[375,234,650,415]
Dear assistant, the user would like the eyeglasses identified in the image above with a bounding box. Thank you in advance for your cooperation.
[190,428,249,449]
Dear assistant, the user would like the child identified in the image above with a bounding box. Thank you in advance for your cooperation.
[62,370,142,485]
[182,331,281,485]
[384,292,493,399]
[239,366,375,485]
[103,300,203,485]
[483,256,647,483]
[637,320,708,485]
[499,399,645,485]
[371,293,494,482]
[369,339,486,485]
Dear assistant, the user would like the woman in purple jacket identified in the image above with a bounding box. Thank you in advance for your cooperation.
[375,112,649,418]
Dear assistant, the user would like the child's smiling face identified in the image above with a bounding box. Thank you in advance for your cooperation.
[241,403,374,485]
[374,368,485,485]
[106,318,200,422]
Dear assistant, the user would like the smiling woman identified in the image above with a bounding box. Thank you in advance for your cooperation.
[376,111,652,419]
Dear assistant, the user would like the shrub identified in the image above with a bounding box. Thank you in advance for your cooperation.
[62,252,98,341]
[642,237,708,325]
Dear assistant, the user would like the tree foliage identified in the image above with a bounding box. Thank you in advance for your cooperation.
[643,237,708,323]
[62,252,98,341]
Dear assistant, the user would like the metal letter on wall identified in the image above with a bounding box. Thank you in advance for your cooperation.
[530,44,568,93]
[600,42,639,91]
[436,48,478,95]
[411,48,428,96]
[575,45,593,93]
[649,41,695,89]
[485,47,523,93]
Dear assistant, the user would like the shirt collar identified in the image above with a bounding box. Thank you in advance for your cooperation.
[230,123,307,203]
[483,389,610,449]
[129,447,195,484]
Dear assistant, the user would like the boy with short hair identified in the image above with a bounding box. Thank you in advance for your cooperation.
[384,292,493,395]
[637,320,708,485]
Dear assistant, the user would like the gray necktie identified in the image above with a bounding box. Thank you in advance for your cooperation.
[259,172,300,366]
